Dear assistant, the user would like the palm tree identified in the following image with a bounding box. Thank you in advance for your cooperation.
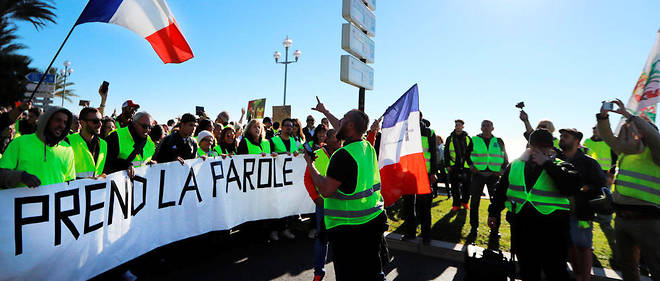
[0,0,56,105]
[0,0,56,29]
[49,67,78,105]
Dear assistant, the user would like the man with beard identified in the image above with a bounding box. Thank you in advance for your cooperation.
[306,109,387,281]
[558,128,606,281]
[67,107,107,179]
[488,129,580,281]
[269,118,300,154]
[0,106,75,188]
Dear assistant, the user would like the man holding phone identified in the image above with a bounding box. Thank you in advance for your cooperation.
[487,129,580,280]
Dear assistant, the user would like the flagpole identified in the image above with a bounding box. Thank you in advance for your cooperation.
[27,24,77,102]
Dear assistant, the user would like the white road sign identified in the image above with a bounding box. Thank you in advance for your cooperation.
[362,0,376,11]
[342,23,375,64]
[26,82,55,93]
[340,55,374,90]
[342,0,375,37]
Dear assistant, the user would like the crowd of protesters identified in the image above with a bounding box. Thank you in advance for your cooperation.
[0,84,658,281]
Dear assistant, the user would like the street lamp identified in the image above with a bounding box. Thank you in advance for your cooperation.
[273,36,301,105]
[60,60,74,106]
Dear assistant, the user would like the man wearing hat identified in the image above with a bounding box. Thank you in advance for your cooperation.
[115,100,140,128]
[487,129,581,280]
[559,128,606,281]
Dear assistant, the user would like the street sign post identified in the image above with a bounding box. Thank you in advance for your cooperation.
[342,0,375,37]
[341,23,375,64]
[340,0,375,111]
[340,55,374,90]
[25,72,55,84]
[26,82,55,93]
[362,0,376,11]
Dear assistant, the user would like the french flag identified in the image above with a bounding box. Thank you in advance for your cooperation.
[76,0,193,64]
[378,84,431,206]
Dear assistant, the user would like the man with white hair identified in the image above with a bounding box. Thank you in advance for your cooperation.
[104,111,156,178]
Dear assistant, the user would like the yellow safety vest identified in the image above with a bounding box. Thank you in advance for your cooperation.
[470,135,505,172]
[0,134,75,187]
[68,133,107,178]
[271,136,299,153]
[505,159,571,215]
[116,127,155,167]
[324,140,384,229]
[245,139,272,154]
[583,139,613,171]
[614,147,660,205]
[448,134,471,168]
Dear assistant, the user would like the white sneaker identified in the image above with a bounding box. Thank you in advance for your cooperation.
[269,230,279,241]
[308,228,317,239]
[281,229,296,239]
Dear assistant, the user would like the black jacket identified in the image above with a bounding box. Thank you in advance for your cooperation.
[488,158,581,218]
[104,123,149,174]
[154,132,197,163]
[444,131,472,169]
[559,149,607,221]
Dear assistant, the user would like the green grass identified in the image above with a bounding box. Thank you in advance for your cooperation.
[387,196,616,269]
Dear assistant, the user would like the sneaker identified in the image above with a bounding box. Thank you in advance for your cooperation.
[313,275,324,281]
[269,230,279,241]
[451,206,460,211]
[308,228,317,239]
[461,203,470,210]
[282,229,296,239]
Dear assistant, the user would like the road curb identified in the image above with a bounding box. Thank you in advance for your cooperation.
[384,232,649,281]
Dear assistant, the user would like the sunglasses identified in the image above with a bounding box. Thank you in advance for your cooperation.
[138,123,152,130]
[84,118,102,124]
[282,124,293,128]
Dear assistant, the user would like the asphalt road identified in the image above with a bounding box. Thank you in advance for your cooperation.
[93,228,465,281]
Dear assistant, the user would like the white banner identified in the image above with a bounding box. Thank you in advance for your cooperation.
[0,155,314,281]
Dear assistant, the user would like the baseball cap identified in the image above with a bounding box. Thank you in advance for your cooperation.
[529,129,554,148]
[122,100,140,109]
[559,128,583,141]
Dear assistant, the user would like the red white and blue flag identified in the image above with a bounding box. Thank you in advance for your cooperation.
[378,84,431,206]
[76,0,194,64]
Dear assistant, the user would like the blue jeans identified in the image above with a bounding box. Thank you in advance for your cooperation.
[314,204,329,277]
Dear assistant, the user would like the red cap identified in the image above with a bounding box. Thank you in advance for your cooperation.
[122,100,140,109]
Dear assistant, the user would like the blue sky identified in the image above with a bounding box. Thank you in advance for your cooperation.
[15,0,660,157]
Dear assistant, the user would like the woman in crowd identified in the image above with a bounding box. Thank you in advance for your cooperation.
[197,130,219,158]
[100,117,116,139]
[237,120,271,155]
[308,124,327,151]
[293,118,305,146]
[215,126,238,155]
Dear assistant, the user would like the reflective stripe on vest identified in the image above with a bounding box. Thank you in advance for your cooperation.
[421,135,431,173]
[448,135,470,168]
[614,148,660,205]
[583,139,613,171]
[116,127,156,167]
[271,136,297,153]
[246,139,272,154]
[324,140,384,229]
[505,159,570,215]
[470,135,505,172]
[68,133,107,178]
